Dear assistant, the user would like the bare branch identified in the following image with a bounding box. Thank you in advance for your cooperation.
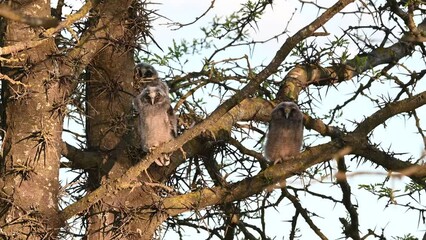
[169,0,216,30]
[161,141,343,217]
[353,90,426,136]
[283,188,329,240]
[0,73,30,87]
[0,0,99,56]
[336,158,360,240]
[60,142,102,170]
[352,143,426,186]
[278,42,414,101]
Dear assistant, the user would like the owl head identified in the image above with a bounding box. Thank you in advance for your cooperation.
[140,85,169,105]
[134,63,159,80]
[271,102,303,121]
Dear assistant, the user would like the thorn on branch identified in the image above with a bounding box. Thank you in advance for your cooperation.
[283,187,329,240]
[336,157,360,240]
[0,73,30,88]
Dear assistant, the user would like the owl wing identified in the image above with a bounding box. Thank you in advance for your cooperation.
[264,126,283,162]
[168,105,178,137]
[133,93,143,113]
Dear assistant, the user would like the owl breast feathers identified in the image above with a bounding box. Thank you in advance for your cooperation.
[264,101,304,164]
[134,81,177,166]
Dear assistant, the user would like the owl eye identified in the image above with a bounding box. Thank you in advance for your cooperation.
[135,69,142,79]
[144,70,154,78]
[155,92,163,101]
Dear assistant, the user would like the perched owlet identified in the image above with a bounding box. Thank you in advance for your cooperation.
[264,101,304,164]
[134,81,177,166]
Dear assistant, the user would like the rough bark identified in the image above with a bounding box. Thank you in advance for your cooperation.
[84,1,135,238]
[0,1,68,238]
[84,1,165,239]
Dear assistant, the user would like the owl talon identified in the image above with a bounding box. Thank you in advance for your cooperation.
[162,154,171,166]
[142,145,155,153]
[154,158,165,166]
[179,147,186,159]
[273,159,283,165]
[154,154,171,167]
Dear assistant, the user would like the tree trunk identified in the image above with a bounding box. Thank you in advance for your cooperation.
[84,1,164,239]
[0,1,67,238]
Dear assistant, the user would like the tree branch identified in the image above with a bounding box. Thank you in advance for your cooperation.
[353,90,426,136]
[276,17,426,102]
[161,141,343,217]
[352,142,426,186]
[336,158,360,240]
[283,187,329,240]
[0,0,98,56]
[60,142,102,169]
[277,41,415,101]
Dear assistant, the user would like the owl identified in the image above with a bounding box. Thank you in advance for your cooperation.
[264,101,304,164]
[134,81,177,166]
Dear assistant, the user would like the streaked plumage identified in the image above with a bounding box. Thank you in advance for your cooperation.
[134,81,177,166]
[264,102,303,164]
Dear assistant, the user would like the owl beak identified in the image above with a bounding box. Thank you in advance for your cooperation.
[284,107,291,119]
[148,92,156,105]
